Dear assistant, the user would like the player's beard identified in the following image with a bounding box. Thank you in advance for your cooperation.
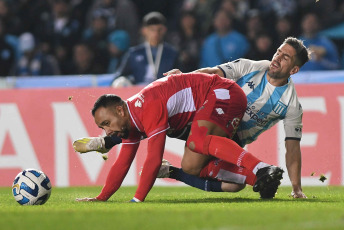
[121,128,130,139]
[267,67,288,80]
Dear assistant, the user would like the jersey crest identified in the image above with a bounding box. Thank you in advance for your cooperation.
[273,101,287,115]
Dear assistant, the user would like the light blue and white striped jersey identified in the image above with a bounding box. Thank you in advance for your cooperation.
[218,59,303,146]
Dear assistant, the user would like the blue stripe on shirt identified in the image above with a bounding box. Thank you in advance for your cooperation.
[236,71,260,87]
[240,79,288,131]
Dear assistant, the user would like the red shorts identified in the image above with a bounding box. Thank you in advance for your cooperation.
[193,82,247,138]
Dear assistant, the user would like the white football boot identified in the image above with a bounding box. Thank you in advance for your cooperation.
[73,137,109,154]
[156,159,172,178]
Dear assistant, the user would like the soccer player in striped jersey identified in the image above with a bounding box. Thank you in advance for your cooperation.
[162,37,310,199]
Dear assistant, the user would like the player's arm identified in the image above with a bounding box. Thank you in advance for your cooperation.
[283,92,306,198]
[97,142,139,201]
[192,67,224,77]
[133,131,167,202]
[285,139,307,198]
[163,67,224,77]
[76,142,140,202]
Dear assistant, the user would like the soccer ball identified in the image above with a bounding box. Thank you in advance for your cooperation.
[12,169,52,205]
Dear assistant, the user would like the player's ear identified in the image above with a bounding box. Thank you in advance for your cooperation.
[290,65,299,75]
[115,105,125,117]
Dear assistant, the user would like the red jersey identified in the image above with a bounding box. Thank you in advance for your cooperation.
[97,73,238,201]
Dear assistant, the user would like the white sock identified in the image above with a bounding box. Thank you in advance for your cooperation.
[252,162,270,175]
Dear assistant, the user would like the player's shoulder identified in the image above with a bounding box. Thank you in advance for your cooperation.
[235,58,270,70]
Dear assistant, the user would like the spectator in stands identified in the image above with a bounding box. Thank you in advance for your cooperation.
[69,42,104,75]
[82,13,111,74]
[219,0,247,34]
[13,32,60,76]
[274,16,295,47]
[200,9,249,67]
[0,19,15,77]
[246,33,276,61]
[253,0,297,19]
[107,30,130,73]
[0,0,21,36]
[167,10,201,72]
[112,12,178,85]
[245,9,265,45]
[40,0,82,71]
[87,0,139,45]
[182,0,219,36]
[299,12,340,71]
[14,0,51,38]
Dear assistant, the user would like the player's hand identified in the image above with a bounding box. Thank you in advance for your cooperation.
[75,197,100,202]
[291,189,307,198]
[163,69,182,76]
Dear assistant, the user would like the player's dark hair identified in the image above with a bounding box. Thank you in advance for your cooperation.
[92,94,124,116]
[283,37,311,67]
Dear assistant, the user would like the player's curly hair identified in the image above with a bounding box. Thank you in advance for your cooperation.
[283,37,311,67]
[92,94,124,116]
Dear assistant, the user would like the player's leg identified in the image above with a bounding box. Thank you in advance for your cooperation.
[184,119,267,173]
[185,119,284,192]
[181,120,227,176]
[158,159,246,192]
[199,159,257,186]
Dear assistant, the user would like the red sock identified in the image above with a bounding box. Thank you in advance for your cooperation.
[199,159,257,186]
[203,135,261,172]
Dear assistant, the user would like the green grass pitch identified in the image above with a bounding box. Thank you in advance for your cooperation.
[1,186,344,230]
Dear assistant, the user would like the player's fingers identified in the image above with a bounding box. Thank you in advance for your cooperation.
[292,192,307,199]
[163,69,181,76]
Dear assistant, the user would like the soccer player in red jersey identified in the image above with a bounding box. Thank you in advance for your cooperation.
[74,73,283,202]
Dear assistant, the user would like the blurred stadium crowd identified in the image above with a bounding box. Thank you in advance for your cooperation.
[0,0,343,84]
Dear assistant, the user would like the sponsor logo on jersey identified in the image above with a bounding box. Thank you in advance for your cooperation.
[231,117,241,130]
[135,94,145,107]
[224,63,232,70]
[135,100,142,107]
[245,106,269,127]
[273,101,287,115]
[216,108,224,115]
[295,126,302,132]
[247,81,255,89]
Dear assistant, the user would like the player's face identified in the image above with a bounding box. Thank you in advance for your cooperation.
[268,43,299,80]
[94,106,130,139]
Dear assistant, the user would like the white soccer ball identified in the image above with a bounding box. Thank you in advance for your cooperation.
[12,169,52,205]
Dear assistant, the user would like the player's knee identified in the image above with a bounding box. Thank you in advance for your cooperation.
[186,123,210,154]
[181,161,202,176]
[221,183,246,192]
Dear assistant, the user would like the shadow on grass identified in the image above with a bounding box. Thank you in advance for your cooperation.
[144,197,334,204]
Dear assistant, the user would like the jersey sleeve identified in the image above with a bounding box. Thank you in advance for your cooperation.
[283,96,303,140]
[133,131,166,201]
[142,100,170,137]
[131,98,170,201]
[96,142,139,201]
[217,59,270,82]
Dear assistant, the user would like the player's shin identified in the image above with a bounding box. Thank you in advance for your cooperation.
[203,135,268,174]
[169,166,223,192]
[199,159,257,186]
